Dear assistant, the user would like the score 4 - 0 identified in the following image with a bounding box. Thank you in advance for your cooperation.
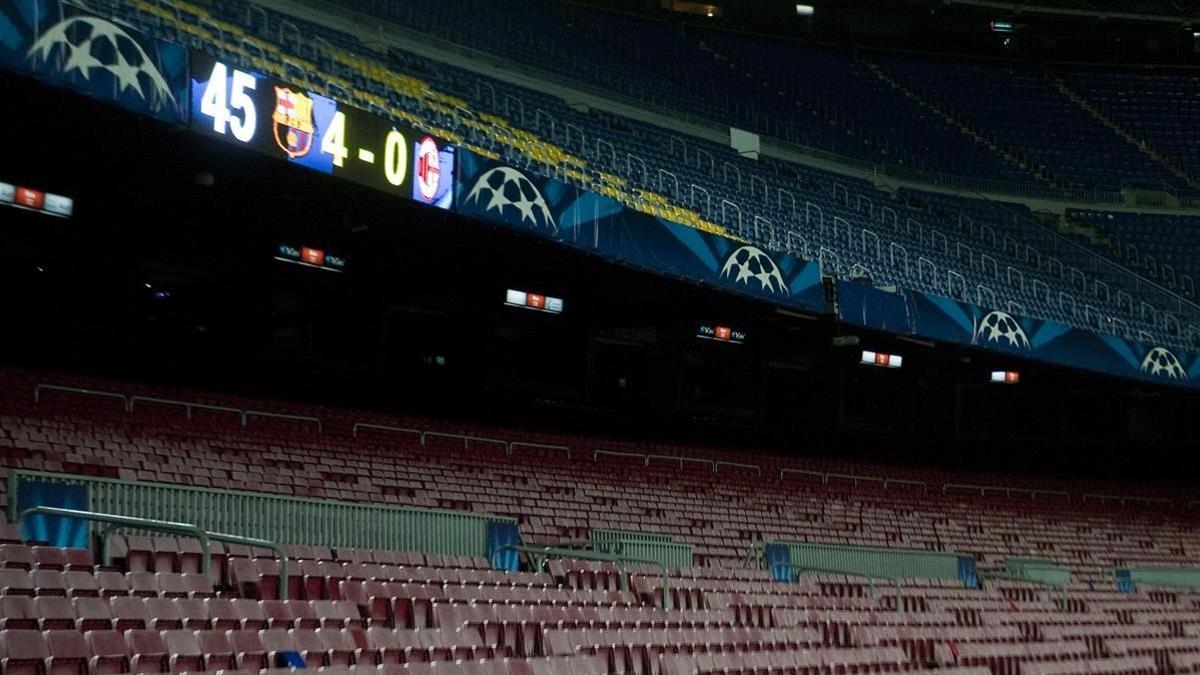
[318,109,410,188]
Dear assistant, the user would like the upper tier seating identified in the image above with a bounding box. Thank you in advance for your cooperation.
[88,0,1199,350]
[870,54,1187,194]
[1063,68,1200,181]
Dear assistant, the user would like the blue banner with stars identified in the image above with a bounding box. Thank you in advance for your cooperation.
[455,149,826,314]
[0,0,189,122]
[838,280,1200,389]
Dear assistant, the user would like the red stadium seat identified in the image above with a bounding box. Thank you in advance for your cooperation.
[62,572,99,598]
[44,630,90,675]
[0,545,36,571]
[226,629,268,671]
[195,630,236,671]
[161,630,204,673]
[0,569,35,596]
[31,571,66,597]
[0,596,38,629]
[94,572,129,598]
[86,630,130,675]
[0,629,50,675]
[75,596,114,631]
[171,597,210,629]
[125,629,169,673]
[32,547,68,571]
[33,596,76,630]
[111,596,151,631]
[144,597,183,630]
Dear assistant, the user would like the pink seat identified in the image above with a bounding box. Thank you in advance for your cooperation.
[318,628,359,667]
[44,630,90,675]
[259,629,297,667]
[262,599,296,629]
[290,629,329,667]
[172,597,210,629]
[126,629,169,673]
[1,629,50,675]
[284,599,321,629]
[126,571,158,598]
[181,573,214,598]
[144,596,183,630]
[95,572,129,597]
[226,629,268,671]
[162,630,204,673]
[62,549,92,572]
[151,538,179,574]
[206,598,241,630]
[86,630,130,675]
[176,539,204,575]
[75,596,114,631]
[0,595,38,629]
[364,627,405,665]
[231,598,267,630]
[34,596,76,630]
[0,544,36,570]
[0,524,22,544]
[154,573,189,599]
[31,570,66,597]
[62,572,99,598]
[122,537,154,573]
[111,595,151,631]
[195,630,236,671]
[0,569,35,596]
[228,558,261,599]
[32,547,69,571]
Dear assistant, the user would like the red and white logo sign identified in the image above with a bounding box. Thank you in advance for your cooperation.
[15,187,44,210]
[715,326,732,341]
[301,247,325,266]
[527,294,545,309]
[416,136,441,203]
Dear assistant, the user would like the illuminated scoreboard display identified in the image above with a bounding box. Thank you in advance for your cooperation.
[696,323,746,345]
[0,180,73,218]
[189,52,454,208]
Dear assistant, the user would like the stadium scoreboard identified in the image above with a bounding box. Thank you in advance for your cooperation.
[189,52,454,208]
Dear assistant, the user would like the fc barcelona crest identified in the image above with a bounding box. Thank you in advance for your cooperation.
[272,87,315,158]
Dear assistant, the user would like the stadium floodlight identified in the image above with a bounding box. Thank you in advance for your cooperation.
[796,4,814,16]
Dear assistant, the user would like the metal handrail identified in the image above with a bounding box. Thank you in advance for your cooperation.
[351,422,422,440]
[129,396,241,420]
[423,431,509,453]
[510,442,571,459]
[645,454,716,472]
[16,506,290,600]
[34,385,129,411]
[494,543,673,609]
[978,569,1069,604]
[715,461,761,475]
[244,410,322,433]
[773,562,903,606]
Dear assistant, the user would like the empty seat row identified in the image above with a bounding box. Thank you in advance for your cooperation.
[0,569,211,599]
[0,596,365,633]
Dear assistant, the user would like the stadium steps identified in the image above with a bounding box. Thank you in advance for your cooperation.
[1043,72,1200,194]
[860,61,1054,190]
